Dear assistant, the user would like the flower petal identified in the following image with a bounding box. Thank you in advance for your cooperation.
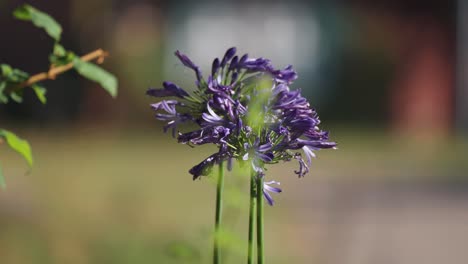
[147,82,189,98]
[175,50,203,81]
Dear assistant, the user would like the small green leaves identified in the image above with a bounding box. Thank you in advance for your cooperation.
[53,43,66,56]
[0,82,8,103]
[0,64,30,104]
[49,44,76,66]
[1,64,29,83]
[13,4,62,41]
[0,129,33,167]
[73,58,118,97]
[0,64,47,104]
[10,91,23,103]
[1,64,13,76]
[32,84,47,104]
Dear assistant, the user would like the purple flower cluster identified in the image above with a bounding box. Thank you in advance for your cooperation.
[147,47,336,205]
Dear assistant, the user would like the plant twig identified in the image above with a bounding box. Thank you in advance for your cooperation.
[17,49,108,89]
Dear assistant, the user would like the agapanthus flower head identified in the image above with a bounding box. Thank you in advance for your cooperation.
[147,47,336,205]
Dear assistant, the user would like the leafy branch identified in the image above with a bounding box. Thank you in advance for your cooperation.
[18,49,108,89]
[0,4,119,188]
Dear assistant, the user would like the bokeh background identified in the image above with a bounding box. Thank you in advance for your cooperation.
[1,0,468,263]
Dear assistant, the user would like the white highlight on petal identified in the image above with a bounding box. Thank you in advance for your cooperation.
[302,145,316,165]
[206,103,222,120]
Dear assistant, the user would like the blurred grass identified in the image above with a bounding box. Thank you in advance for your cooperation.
[0,126,466,263]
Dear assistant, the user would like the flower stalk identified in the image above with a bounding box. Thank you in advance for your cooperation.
[147,47,337,264]
[213,161,225,264]
[256,175,265,264]
[247,167,256,264]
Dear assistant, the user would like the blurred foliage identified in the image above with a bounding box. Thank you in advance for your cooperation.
[246,77,273,132]
[0,129,33,167]
[0,64,29,103]
[13,4,62,41]
[0,129,32,189]
[165,240,202,262]
[0,3,118,187]
[73,58,117,97]
[0,130,465,263]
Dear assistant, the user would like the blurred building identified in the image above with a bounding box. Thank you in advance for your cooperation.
[0,0,463,139]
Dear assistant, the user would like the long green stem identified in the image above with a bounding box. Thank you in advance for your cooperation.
[256,175,264,264]
[213,161,225,264]
[247,168,256,264]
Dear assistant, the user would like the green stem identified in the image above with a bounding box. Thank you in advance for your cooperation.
[247,168,256,264]
[256,175,264,264]
[213,161,225,264]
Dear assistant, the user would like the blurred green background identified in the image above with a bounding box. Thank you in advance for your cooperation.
[1,0,468,263]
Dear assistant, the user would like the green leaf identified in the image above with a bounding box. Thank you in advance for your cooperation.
[0,164,5,190]
[32,84,47,104]
[1,64,29,83]
[0,81,8,104]
[53,43,66,57]
[13,4,62,41]
[49,44,76,66]
[0,129,33,167]
[1,64,12,76]
[10,92,23,103]
[10,69,29,82]
[73,58,118,97]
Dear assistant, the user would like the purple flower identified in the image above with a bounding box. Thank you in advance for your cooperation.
[296,138,337,149]
[220,47,237,67]
[207,77,233,98]
[202,103,226,125]
[190,153,219,180]
[212,58,220,76]
[150,99,180,113]
[243,139,274,163]
[294,153,309,177]
[147,81,189,98]
[189,151,228,180]
[242,139,274,173]
[273,89,309,110]
[147,47,337,203]
[178,126,230,145]
[239,57,271,72]
[228,56,239,72]
[269,65,298,84]
[302,145,316,165]
[150,100,191,137]
[175,50,203,82]
[263,180,282,206]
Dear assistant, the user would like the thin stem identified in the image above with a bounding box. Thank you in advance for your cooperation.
[16,49,108,90]
[256,175,264,264]
[213,161,225,264]
[247,168,256,264]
